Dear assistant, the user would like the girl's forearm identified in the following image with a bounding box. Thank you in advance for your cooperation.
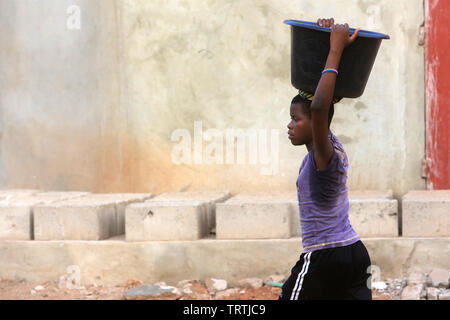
[310,49,343,111]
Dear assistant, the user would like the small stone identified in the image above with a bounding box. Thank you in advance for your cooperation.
[176,279,199,288]
[401,284,425,300]
[237,278,263,289]
[176,280,210,300]
[439,289,450,300]
[34,285,45,291]
[264,275,286,285]
[154,281,167,287]
[427,268,450,288]
[427,287,439,300]
[30,290,36,295]
[205,278,227,293]
[407,272,427,286]
[124,284,181,300]
[214,288,239,299]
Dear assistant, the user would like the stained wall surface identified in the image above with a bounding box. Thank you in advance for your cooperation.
[0,0,425,198]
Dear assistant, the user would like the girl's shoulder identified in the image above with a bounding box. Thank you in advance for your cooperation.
[326,132,349,173]
[328,132,346,154]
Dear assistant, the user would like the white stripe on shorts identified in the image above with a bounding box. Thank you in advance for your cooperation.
[290,252,312,300]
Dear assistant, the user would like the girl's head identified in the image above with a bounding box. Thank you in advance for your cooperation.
[287,94,335,146]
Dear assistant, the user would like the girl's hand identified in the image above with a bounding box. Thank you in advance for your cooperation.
[330,23,360,53]
[317,18,360,53]
[317,18,335,28]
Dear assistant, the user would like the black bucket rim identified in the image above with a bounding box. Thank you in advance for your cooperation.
[284,19,390,40]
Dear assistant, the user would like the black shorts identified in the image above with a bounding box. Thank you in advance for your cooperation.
[279,240,372,300]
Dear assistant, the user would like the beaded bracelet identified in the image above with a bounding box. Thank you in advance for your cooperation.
[322,68,339,76]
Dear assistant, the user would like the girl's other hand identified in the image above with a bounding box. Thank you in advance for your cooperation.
[317,18,334,28]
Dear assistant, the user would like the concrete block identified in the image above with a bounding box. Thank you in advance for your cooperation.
[219,191,399,239]
[35,191,91,198]
[0,203,35,240]
[33,198,118,240]
[345,190,398,237]
[348,199,398,237]
[5,192,90,204]
[86,193,153,235]
[216,197,292,239]
[150,191,231,234]
[289,202,301,237]
[0,192,92,240]
[125,201,206,241]
[223,191,398,239]
[402,190,450,237]
[348,190,394,199]
[0,189,39,201]
[223,192,300,238]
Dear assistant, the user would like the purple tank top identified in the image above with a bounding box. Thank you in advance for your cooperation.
[296,131,360,253]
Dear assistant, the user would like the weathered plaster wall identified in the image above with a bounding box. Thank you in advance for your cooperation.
[0,0,425,197]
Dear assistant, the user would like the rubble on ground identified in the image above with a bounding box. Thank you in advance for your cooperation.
[1,269,448,300]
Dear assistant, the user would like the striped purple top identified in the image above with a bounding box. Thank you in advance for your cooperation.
[296,131,360,253]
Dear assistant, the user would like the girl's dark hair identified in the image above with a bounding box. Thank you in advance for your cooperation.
[291,94,334,129]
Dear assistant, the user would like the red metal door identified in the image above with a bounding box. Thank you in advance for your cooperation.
[425,0,450,189]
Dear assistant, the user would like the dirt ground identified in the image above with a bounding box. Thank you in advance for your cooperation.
[0,279,394,300]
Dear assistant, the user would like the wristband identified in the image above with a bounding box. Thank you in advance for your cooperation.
[322,68,339,76]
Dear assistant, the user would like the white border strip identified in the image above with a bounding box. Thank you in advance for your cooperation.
[290,252,311,300]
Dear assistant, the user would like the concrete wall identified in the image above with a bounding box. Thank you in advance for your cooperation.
[1,237,449,286]
[0,0,425,198]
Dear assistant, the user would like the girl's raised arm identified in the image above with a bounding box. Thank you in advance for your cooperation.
[311,20,360,170]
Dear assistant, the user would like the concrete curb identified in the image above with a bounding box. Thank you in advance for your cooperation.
[0,237,448,287]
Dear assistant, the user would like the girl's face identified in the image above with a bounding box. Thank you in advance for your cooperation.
[287,103,312,146]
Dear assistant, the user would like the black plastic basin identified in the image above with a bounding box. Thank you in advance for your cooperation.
[284,20,390,99]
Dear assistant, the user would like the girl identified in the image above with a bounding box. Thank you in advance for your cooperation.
[279,18,372,300]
